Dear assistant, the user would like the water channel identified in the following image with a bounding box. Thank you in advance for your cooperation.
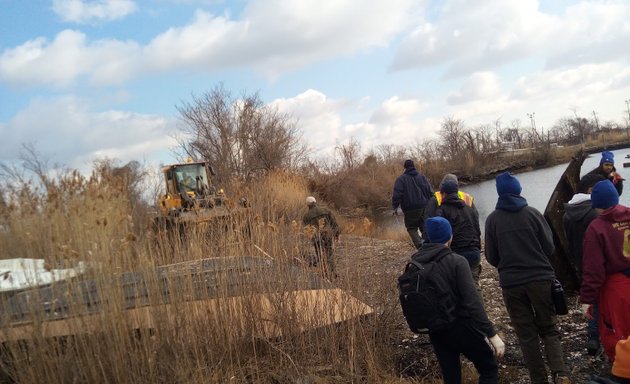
[385,148,630,236]
[461,148,630,235]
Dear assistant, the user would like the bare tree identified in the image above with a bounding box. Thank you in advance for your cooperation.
[176,84,308,183]
[474,124,499,153]
[439,117,466,160]
[335,137,362,171]
[375,144,407,164]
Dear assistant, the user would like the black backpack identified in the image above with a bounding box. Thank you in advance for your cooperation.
[398,252,458,333]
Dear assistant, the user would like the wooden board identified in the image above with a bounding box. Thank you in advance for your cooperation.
[0,256,373,341]
[0,288,373,342]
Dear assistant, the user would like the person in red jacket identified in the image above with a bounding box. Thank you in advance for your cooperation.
[580,179,630,362]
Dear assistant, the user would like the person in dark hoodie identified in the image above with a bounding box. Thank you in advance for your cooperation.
[563,173,605,355]
[418,216,504,384]
[587,151,624,196]
[392,159,434,249]
[580,180,630,363]
[485,172,570,384]
[425,174,482,285]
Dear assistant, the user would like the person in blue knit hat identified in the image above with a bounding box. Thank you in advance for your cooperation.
[587,150,624,195]
[410,216,504,384]
[580,179,630,363]
[485,172,570,384]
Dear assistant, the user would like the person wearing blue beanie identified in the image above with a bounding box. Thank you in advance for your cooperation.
[591,179,619,210]
[406,216,504,383]
[600,151,615,165]
[486,172,570,383]
[587,151,624,196]
[496,172,522,196]
[581,180,630,362]
[425,216,453,244]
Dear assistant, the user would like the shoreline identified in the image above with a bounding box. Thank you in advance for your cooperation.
[458,141,630,186]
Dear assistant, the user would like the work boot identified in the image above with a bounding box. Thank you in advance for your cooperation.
[587,337,601,356]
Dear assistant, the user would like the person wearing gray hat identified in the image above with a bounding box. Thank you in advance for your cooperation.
[425,174,482,288]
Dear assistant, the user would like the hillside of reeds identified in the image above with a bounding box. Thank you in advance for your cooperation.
[0,128,627,383]
[0,163,416,384]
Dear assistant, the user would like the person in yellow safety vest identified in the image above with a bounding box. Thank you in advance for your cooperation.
[425,174,482,287]
[435,189,474,207]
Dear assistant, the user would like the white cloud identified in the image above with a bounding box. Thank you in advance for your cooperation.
[272,90,435,155]
[0,95,177,170]
[0,30,139,88]
[438,62,630,131]
[1,0,420,88]
[447,72,503,105]
[392,0,630,77]
[270,89,345,155]
[364,96,435,145]
[52,0,137,24]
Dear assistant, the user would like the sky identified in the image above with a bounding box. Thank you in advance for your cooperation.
[1,0,630,173]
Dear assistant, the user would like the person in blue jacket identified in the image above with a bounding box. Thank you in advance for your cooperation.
[392,159,434,249]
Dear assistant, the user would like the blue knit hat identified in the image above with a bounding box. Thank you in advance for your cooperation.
[600,151,614,165]
[425,217,452,244]
[591,180,619,209]
[496,172,522,196]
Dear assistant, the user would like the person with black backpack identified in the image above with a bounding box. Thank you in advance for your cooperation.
[399,216,504,384]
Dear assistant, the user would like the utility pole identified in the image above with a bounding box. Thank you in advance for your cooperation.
[625,99,630,142]
[592,110,599,130]
[527,112,538,148]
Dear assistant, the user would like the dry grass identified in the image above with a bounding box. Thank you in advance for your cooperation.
[2,134,626,383]
[0,168,412,384]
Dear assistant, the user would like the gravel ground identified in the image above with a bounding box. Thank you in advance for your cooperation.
[335,234,613,383]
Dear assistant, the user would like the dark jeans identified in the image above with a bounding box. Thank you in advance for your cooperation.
[429,320,498,384]
[502,281,568,384]
[456,249,482,300]
[588,302,600,341]
[455,249,482,284]
[404,208,426,249]
[312,232,336,279]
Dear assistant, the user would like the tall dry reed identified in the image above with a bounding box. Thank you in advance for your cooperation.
[0,168,405,383]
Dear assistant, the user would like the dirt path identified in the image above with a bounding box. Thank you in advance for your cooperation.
[335,234,612,383]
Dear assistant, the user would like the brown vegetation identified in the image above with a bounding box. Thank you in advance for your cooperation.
[1,87,629,382]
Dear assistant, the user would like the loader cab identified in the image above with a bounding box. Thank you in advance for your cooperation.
[168,163,211,196]
[159,162,216,215]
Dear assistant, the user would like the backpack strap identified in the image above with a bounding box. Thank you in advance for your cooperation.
[405,260,424,272]
[409,249,451,268]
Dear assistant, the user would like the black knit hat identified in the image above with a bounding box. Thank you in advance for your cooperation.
[404,159,414,169]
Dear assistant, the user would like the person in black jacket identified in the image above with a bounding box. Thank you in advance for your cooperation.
[563,173,604,355]
[485,172,570,384]
[425,174,482,285]
[392,159,434,249]
[587,151,623,196]
[418,217,504,384]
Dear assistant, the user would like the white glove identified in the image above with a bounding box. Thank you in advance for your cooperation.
[581,304,593,319]
[488,334,505,359]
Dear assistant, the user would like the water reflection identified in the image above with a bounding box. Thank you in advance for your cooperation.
[463,148,630,234]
